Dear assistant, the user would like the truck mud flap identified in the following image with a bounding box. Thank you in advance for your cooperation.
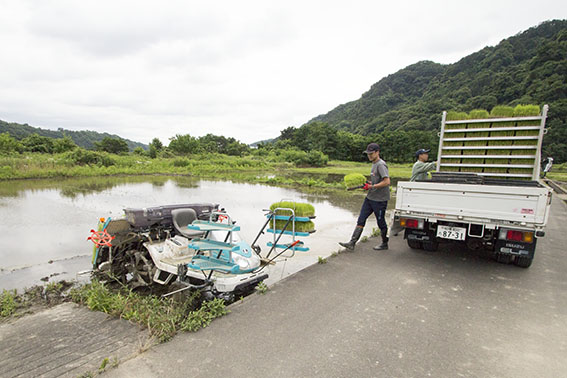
[494,239,536,257]
[405,229,433,242]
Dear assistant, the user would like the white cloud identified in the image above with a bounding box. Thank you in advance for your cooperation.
[0,0,565,144]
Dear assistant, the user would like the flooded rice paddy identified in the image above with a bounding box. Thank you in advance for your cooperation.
[0,175,395,290]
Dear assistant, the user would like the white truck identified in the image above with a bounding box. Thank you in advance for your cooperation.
[392,105,552,267]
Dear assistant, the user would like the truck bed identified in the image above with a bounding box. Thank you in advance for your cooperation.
[395,180,552,227]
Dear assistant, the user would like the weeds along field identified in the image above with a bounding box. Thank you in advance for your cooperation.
[0,152,414,187]
[0,153,277,179]
[547,162,567,182]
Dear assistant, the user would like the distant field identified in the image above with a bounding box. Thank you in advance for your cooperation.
[293,160,413,178]
[4,152,560,186]
[0,153,413,191]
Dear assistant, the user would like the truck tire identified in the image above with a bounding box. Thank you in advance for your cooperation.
[514,255,533,268]
[422,240,439,252]
[407,239,422,249]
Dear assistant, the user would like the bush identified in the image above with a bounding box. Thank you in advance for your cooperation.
[0,132,23,154]
[66,149,116,166]
[278,149,328,167]
[133,147,146,156]
[173,158,190,167]
[22,133,54,153]
[53,136,77,153]
[304,150,328,167]
[94,137,129,154]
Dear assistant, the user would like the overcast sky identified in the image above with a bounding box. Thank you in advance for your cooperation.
[0,1,565,145]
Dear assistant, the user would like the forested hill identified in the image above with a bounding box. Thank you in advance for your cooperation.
[309,19,567,159]
[0,120,147,151]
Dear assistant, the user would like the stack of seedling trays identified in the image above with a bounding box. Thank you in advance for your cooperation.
[439,105,544,180]
[266,201,316,252]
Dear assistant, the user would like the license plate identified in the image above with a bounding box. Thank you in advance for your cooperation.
[436,225,466,241]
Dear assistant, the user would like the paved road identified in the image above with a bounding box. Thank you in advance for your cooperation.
[104,198,567,377]
[0,303,149,378]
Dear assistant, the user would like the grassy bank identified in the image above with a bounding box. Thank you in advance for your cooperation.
[1,280,229,342]
[0,153,277,179]
[546,162,567,182]
[0,153,414,187]
[3,152,561,189]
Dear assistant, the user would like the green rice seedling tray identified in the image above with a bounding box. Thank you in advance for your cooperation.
[270,201,315,217]
[344,173,367,188]
[485,106,515,174]
[442,111,469,170]
[440,104,548,180]
[512,104,540,156]
[267,229,313,237]
[267,214,314,222]
[271,219,315,232]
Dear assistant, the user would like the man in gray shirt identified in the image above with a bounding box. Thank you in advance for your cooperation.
[410,149,437,181]
[339,143,391,251]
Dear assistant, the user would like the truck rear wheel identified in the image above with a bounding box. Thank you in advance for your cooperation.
[514,255,533,268]
[407,239,422,249]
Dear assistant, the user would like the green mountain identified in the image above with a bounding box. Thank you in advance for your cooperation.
[0,120,147,151]
[309,19,567,160]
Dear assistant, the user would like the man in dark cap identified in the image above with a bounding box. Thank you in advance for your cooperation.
[339,143,390,251]
[410,149,436,182]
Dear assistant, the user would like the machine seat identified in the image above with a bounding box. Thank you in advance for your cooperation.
[171,208,205,238]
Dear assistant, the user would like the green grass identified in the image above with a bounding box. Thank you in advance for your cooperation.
[0,153,278,180]
[0,153,415,193]
[0,289,17,317]
[70,280,228,342]
[1,282,76,320]
[291,160,412,178]
[255,281,268,294]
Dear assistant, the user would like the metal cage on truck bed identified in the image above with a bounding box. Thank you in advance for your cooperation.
[436,105,548,180]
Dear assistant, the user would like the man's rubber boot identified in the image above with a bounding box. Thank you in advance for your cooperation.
[373,235,389,250]
[339,227,363,250]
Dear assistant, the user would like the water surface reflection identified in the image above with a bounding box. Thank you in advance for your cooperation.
[0,176,395,290]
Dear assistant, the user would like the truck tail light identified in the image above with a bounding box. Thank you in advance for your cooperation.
[400,218,424,230]
[499,229,534,243]
[507,230,523,241]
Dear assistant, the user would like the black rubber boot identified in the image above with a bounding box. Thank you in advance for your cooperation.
[339,227,363,250]
[373,234,389,250]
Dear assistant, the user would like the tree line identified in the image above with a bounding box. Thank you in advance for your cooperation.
[1,122,438,167]
[260,122,438,163]
[0,119,146,151]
